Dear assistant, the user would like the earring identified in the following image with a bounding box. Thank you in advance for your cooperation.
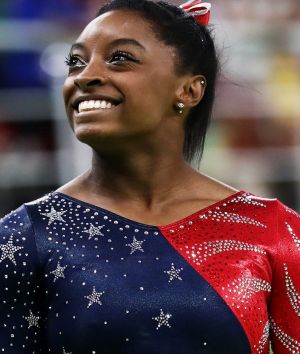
[201,79,206,86]
[176,102,185,114]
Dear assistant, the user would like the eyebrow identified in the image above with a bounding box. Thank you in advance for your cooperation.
[70,38,146,52]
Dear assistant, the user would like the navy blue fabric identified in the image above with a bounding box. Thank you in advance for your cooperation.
[0,193,251,353]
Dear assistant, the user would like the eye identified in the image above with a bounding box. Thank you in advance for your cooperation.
[108,50,138,64]
[65,54,87,69]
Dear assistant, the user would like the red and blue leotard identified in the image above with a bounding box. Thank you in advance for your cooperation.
[0,191,299,353]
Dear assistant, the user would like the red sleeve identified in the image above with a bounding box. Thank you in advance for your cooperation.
[269,202,300,353]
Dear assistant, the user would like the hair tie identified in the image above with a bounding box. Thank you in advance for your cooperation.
[179,0,211,26]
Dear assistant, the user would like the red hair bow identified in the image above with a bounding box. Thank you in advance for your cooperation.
[179,0,211,26]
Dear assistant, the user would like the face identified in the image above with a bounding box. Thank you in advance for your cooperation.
[63,10,183,150]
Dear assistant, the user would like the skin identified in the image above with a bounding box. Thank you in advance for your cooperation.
[59,9,237,226]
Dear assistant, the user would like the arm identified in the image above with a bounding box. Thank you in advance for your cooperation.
[269,202,300,353]
[0,206,46,353]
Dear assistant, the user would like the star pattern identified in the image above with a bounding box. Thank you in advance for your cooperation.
[83,223,105,240]
[152,309,172,330]
[0,191,299,353]
[0,235,23,266]
[41,206,67,225]
[164,263,183,283]
[126,236,145,254]
[85,286,105,308]
[50,261,67,282]
[24,310,40,329]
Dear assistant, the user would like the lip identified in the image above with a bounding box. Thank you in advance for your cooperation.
[72,94,123,112]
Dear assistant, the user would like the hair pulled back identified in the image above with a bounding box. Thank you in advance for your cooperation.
[97,0,219,163]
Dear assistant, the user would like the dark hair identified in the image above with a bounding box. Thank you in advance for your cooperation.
[97,0,219,163]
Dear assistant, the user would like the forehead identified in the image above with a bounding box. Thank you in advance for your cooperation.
[77,10,171,52]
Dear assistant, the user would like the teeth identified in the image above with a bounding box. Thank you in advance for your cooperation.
[78,100,116,113]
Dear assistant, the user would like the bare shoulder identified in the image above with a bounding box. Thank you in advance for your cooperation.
[56,172,90,198]
[188,170,239,202]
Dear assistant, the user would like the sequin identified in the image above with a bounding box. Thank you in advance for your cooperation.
[284,264,300,316]
[0,191,299,353]
[286,222,300,251]
[50,261,67,282]
[199,211,266,228]
[226,276,271,303]
[256,320,270,354]
[41,206,67,225]
[0,235,23,265]
[84,287,105,308]
[270,317,300,353]
[83,224,105,239]
[228,193,267,208]
[164,263,183,283]
[125,236,145,254]
[152,309,172,330]
[184,240,266,265]
[24,310,40,329]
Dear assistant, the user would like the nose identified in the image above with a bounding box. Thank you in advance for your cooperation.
[73,63,107,91]
[74,77,104,91]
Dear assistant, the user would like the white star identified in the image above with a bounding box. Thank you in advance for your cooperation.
[126,236,145,254]
[63,347,72,354]
[164,263,183,282]
[0,235,23,266]
[41,206,67,225]
[152,309,172,330]
[83,224,105,240]
[50,261,67,282]
[24,310,40,329]
[85,286,105,308]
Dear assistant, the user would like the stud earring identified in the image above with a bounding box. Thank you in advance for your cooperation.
[176,102,185,114]
[201,80,206,86]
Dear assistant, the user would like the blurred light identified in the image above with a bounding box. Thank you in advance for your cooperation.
[40,42,70,78]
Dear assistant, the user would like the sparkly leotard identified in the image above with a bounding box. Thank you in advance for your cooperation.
[0,191,299,354]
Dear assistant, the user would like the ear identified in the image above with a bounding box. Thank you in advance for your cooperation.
[175,74,206,109]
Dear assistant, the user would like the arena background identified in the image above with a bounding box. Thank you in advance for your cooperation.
[0,0,299,220]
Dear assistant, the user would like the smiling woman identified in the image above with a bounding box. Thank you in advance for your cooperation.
[0,0,299,353]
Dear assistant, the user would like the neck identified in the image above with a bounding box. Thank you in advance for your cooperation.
[82,149,193,209]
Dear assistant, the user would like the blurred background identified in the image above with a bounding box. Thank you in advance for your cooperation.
[0,0,299,217]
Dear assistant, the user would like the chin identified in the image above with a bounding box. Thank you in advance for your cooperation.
[75,126,108,141]
[74,125,127,149]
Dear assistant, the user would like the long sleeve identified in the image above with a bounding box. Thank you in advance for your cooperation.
[0,205,46,353]
[269,202,300,353]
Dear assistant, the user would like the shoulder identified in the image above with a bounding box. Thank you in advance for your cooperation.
[0,192,60,237]
[228,191,299,226]
[243,193,300,288]
[249,193,299,249]
[0,204,32,235]
[247,193,300,248]
[222,192,299,259]
[0,195,56,269]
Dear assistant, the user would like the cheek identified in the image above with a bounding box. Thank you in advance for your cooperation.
[139,72,175,117]
[62,77,74,109]
[62,78,75,129]
[129,70,174,111]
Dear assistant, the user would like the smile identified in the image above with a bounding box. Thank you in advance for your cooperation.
[78,100,118,113]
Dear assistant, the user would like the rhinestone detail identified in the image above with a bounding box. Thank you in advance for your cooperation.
[270,317,300,353]
[284,264,300,316]
[184,240,266,265]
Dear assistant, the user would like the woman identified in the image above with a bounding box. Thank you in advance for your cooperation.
[0,0,299,353]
